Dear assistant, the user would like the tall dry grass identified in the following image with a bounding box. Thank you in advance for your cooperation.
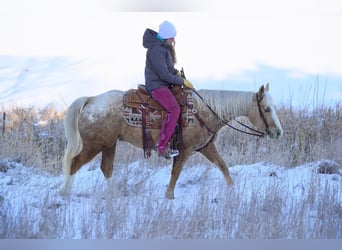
[0,104,65,174]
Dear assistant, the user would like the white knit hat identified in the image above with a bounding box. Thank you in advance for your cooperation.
[158,21,177,39]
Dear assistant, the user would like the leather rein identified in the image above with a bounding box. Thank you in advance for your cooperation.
[192,89,269,138]
[180,68,268,138]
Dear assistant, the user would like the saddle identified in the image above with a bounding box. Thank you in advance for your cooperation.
[122,84,195,158]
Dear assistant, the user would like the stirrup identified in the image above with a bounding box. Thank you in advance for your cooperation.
[167,149,179,158]
[157,148,179,159]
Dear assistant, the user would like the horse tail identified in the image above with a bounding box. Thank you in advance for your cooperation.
[63,96,89,175]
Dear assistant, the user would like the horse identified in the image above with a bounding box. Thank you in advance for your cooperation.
[59,83,283,199]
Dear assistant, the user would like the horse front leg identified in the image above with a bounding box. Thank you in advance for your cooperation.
[199,142,234,185]
[165,153,189,199]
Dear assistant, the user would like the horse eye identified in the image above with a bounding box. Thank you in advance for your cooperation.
[264,107,271,113]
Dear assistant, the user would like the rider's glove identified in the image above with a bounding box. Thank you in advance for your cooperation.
[183,79,194,89]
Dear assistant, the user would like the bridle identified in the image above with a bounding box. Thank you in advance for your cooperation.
[256,93,270,136]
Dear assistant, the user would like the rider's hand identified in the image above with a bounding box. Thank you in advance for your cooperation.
[183,79,194,89]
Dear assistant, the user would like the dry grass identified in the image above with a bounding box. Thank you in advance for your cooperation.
[0,105,65,174]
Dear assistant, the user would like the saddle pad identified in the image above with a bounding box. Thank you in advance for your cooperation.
[122,86,196,129]
[122,106,196,129]
[122,106,164,129]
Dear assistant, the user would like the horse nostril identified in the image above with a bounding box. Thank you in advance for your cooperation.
[276,128,282,138]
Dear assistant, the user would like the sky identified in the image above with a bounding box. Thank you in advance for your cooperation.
[0,0,341,109]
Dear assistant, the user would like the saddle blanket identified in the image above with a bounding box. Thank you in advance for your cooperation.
[122,86,196,129]
[122,106,196,129]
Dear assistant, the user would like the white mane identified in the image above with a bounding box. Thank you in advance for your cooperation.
[195,89,255,121]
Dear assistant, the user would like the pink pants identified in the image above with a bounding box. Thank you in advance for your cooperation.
[151,87,180,152]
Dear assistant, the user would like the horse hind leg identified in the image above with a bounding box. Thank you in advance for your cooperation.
[100,143,117,190]
[59,146,100,195]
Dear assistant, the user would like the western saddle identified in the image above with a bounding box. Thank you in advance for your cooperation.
[122,84,194,158]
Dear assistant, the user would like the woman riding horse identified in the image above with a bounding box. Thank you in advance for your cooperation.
[143,20,194,159]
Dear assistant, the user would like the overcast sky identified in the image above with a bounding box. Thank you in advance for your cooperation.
[0,0,341,108]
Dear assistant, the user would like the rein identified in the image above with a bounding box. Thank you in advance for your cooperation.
[192,89,266,138]
[180,68,266,138]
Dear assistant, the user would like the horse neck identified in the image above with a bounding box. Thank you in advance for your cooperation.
[197,90,255,122]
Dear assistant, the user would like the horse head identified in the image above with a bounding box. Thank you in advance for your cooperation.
[247,83,283,139]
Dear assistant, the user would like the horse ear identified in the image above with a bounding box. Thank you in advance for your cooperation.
[265,83,270,92]
[258,85,265,96]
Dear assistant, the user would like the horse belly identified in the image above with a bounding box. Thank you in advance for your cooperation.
[120,126,160,149]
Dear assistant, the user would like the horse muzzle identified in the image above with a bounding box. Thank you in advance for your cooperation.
[266,127,283,139]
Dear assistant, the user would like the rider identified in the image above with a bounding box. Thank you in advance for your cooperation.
[143,20,194,158]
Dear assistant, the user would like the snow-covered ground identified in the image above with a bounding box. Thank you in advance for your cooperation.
[0,157,341,238]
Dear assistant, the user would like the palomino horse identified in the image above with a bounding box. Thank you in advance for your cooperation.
[60,83,282,199]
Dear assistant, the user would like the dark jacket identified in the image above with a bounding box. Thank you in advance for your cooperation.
[143,28,184,94]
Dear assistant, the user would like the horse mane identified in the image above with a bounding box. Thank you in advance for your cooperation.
[195,89,255,121]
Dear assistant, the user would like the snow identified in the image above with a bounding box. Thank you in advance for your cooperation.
[0,158,341,238]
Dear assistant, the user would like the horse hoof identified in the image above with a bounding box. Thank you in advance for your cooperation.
[165,192,175,200]
[59,187,70,196]
[225,176,234,185]
[59,190,67,196]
